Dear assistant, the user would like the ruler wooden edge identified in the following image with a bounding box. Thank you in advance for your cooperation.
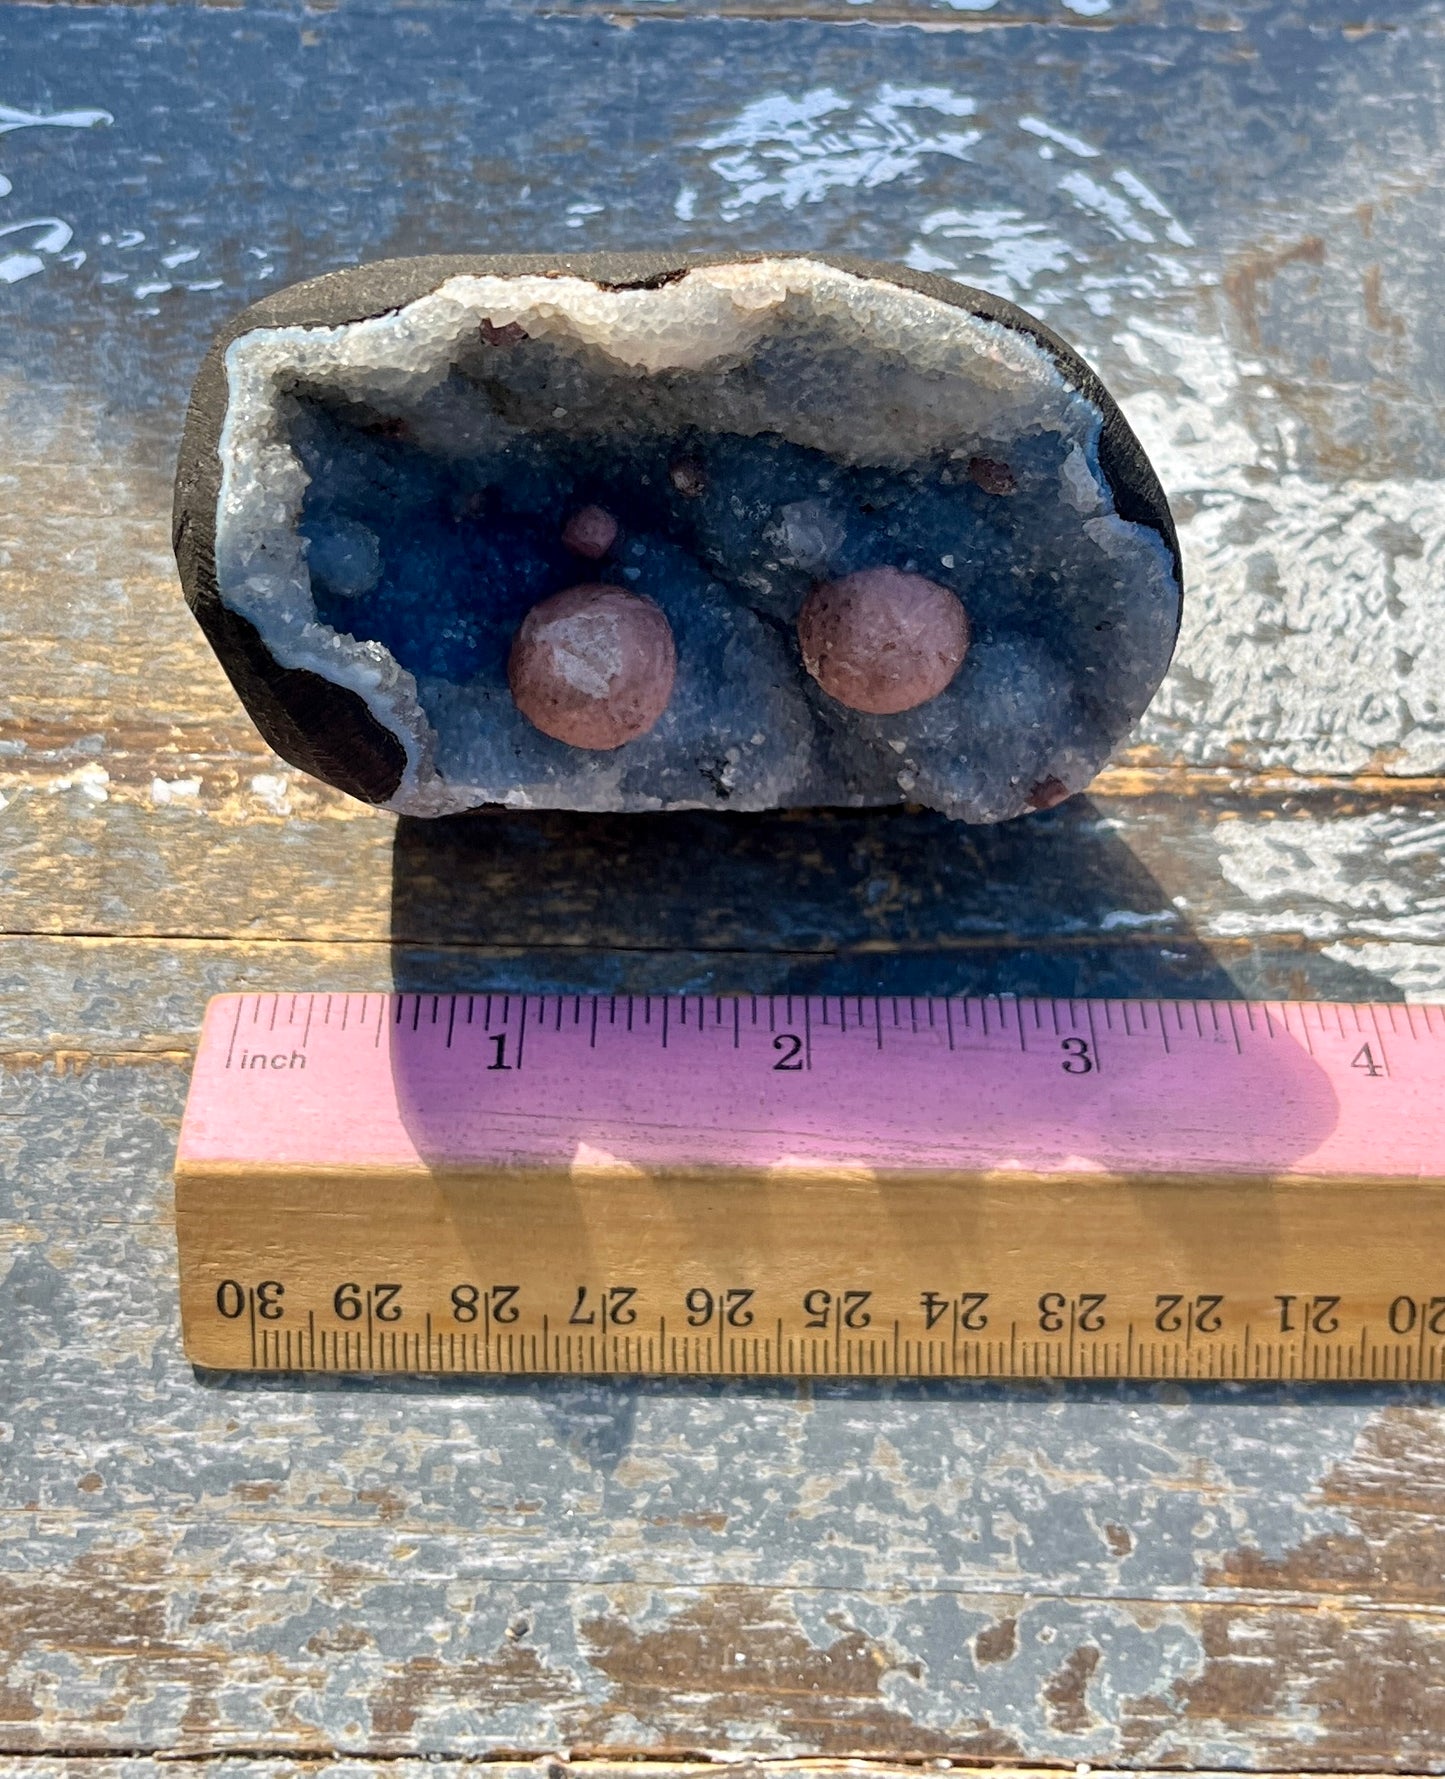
[175,991,1445,1382]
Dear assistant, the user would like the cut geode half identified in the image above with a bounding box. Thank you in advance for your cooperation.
[173,252,1182,821]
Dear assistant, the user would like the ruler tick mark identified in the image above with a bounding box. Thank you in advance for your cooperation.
[1367,1005,1391,1076]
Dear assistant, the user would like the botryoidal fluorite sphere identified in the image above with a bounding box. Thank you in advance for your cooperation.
[173,253,1182,821]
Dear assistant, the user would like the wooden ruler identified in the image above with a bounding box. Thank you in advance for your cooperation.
[175,992,1445,1380]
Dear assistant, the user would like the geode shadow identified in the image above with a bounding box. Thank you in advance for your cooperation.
[385,796,1386,1004]
[384,801,1347,1334]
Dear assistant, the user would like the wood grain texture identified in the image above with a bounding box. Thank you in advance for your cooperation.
[4,1769,1434,1779]
[5,779,1445,957]
[9,1055,1445,1760]
[6,1,1445,785]
[3,0,1445,1763]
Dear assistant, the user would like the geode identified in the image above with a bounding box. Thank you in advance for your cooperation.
[173,253,1182,821]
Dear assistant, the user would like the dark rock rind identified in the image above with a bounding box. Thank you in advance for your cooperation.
[175,508,409,806]
[174,252,1183,809]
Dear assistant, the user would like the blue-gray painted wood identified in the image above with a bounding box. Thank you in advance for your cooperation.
[3,0,1445,1761]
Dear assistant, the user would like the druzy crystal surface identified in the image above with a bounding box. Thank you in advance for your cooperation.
[208,258,1181,820]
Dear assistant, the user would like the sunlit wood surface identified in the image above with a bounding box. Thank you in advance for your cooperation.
[3,0,1445,1764]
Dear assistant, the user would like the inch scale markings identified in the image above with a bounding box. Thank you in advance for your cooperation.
[179,993,1445,1380]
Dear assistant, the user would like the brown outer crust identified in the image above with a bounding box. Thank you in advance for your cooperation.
[173,251,1183,810]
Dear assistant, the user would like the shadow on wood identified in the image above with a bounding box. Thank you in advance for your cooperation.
[388,797,1329,1000]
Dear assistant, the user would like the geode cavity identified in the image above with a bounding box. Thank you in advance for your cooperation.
[173,252,1182,820]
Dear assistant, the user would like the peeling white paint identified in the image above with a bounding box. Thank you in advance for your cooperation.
[1122,314,1445,775]
[248,772,294,816]
[1321,941,1445,1000]
[150,777,201,805]
[1210,811,1445,941]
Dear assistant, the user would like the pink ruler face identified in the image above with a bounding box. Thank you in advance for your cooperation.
[178,994,1445,1183]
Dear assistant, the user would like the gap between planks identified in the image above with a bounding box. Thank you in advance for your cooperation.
[0,929,1424,960]
[10,762,1445,802]
[0,1759,1439,1777]
[546,6,1130,25]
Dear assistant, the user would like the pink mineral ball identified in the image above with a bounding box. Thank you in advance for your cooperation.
[797,568,970,715]
[561,504,618,560]
[509,584,677,750]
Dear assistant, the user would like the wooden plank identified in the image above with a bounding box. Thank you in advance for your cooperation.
[3,4,1445,781]
[4,1041,1445,1759]
[4,1769,1437,1779]
[6,936,1445,1082]
[2,785,1443,1009]
[4,0,1425,22]
[3,0,1445,1762]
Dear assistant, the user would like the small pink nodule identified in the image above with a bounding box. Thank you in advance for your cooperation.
[1027,775,1073,811]
[669,458,707,499]
[798,568,970,716]
[968,455,1017,497]
[561,505,619,561]
[509,584,677,750]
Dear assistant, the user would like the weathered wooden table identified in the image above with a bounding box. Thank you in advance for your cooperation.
[3,0,1445,1768]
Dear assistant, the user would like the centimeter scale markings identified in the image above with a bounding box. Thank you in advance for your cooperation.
[176,992,1445,1381]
